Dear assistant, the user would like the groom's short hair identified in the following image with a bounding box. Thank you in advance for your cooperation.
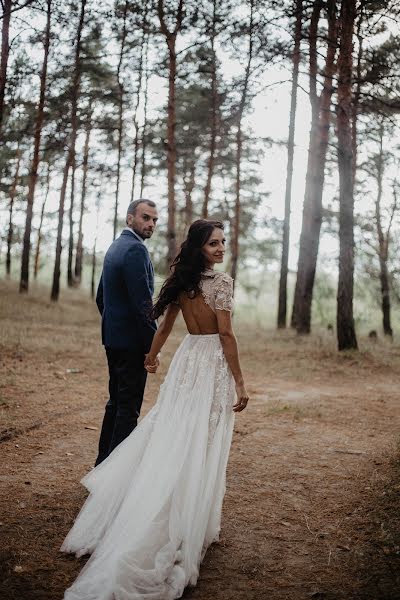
[127,199,156,218]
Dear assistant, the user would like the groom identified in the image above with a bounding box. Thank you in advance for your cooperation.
[94,199,159,466]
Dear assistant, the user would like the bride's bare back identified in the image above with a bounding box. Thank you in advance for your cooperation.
[179,294,218,334]
[177,270,233,335]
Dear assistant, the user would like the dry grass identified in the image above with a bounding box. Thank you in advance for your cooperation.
[2,277,399,371]
[0,279,98,355]
[1,279,400,600]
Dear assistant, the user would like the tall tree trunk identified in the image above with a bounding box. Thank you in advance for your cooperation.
[202,0,219,219]
[140,32,150,196]
[91,236,97,299]
[277,0,303,329]
[51,0,86,301]
[351,3,364,186]
[130,60,143,202]
[91,191,102,299]
[130,1,147,202]
[0,0,12,141]
[183,162,195,231]
[379,251,393,338]
[291,0,322,328]
[34,165,51,279]
[291,0,338,334]
[231,0,254,284]
[19,0,51,292]
[336,0,358,351]
[231,126,242,284]
[158,0,184,268]
[67,152,77,286]
[166,46,177,266]
[113,1,128,240]
[50,161,70,301]
[74,109,92,283]
[375,123,392,338]
[6,145,21,276]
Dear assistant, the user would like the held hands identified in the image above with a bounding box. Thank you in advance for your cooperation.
[144,353,160,374]
[233,382,249,412]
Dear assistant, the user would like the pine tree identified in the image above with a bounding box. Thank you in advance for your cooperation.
[158,0,184,267]
[277,0,303,328]
[51,0,87,301]
[291,0,338,333]
[20,0,52,292]
[336,0,358,351]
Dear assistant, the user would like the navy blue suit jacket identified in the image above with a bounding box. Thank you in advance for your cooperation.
[96,230,157,352]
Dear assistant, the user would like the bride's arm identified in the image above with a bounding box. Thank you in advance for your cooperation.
[216,310,249,412]
[144,303,181,372]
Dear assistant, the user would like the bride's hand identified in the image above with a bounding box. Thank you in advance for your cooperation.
[233,383,249,412]
[144,353,160,374]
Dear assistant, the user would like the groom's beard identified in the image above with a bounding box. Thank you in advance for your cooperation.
[131,226,154,239]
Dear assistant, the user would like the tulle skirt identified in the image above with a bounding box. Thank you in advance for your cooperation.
[61,333,235,600]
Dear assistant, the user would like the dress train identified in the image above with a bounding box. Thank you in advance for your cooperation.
[61,333,235,600]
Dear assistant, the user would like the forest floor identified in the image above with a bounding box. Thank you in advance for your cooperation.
[1,279,400,600]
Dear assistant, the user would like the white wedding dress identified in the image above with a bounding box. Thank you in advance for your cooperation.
[61,271,236,600]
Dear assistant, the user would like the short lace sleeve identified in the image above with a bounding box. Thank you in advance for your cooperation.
[214,273,234,312]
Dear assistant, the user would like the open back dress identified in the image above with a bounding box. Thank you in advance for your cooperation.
[61,270,236,600]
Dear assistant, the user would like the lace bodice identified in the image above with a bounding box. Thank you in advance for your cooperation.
[199,270,234,313]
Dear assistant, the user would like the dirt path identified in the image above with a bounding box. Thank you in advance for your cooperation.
[1,282,400,599]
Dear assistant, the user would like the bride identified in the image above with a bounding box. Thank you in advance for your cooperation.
[61,219,249,599]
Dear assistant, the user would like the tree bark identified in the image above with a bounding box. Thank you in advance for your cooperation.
[6,145,21,276]
[158,0,184,268]
[51,0,86,301]
[140,34,150,196]
[130,57,143,202]
[91,237,97,299]
[291,0,338,334]
[202,0,219,219]
[34,164,51,279]
[19,0,51,292]
[50,160,70,301]
[0,0,12,141]
[113,1,128,240]
[74,109,92,283]
[91,191,102,299]
[379,253,393,338]
[230,0,254,284]
[166,46,177,266]
[336,0,358,351]
[375,123,393,338]
[351,3,364,186]
[130,1,147,202]
[277,0,302,329]
[67,151,77,286]
[183,161,195,231]
[290,0,322,328]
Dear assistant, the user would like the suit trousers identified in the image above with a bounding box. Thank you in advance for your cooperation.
[95,347,147,466]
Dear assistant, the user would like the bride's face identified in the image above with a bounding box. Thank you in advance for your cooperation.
[201,228,226,267]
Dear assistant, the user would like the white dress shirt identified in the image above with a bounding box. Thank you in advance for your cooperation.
[123,227,144,244]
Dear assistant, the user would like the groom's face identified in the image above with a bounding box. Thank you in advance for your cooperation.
[127,203,158,239]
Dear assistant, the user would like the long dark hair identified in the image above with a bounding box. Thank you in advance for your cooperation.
[152,219,224,319]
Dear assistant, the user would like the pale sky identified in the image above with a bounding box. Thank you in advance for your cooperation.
[84,61,319,273]
[73,59,316,271]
